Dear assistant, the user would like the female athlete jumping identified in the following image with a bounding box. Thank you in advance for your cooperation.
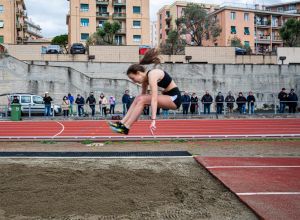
[109,49,182,135]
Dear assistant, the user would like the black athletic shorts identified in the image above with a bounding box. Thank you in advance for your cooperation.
[162,87,182,109]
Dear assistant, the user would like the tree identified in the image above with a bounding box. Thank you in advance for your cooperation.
[229,36,243,48]
[160,30,186,55]
[176,3,222,46]
[51,34,68,53]
[279,18,300,47]
[87,21,121,46]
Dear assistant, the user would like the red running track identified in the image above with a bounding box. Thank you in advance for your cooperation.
[195,157,300,220]
[0,119,300,140]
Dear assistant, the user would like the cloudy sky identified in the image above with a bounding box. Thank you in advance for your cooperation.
[24,0,287,38]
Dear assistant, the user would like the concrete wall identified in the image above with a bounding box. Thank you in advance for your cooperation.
[1,55,300,108]
[277,47,300,64]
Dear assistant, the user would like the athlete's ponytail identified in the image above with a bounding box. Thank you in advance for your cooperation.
[127,48,161,75]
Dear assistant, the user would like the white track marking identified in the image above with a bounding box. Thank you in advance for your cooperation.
[0,156,193,159]
[52,121,65,138]
[237,192,300,196]
[207,166,300,169]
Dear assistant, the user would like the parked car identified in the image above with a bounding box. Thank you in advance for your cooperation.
[70,43,86,54]
[7,93,61,116]
[46,45,62,54]
[235,47,247,55]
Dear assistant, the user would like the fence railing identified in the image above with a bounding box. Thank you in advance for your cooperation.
[0,100,299,119]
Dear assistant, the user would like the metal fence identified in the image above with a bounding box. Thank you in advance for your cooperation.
[0,100,299,120]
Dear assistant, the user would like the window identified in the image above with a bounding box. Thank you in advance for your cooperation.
[99,20,105,28]
[0,20,3,28]
[81,33,89,41]
[244,41,250,48]
[21,96,31,104]
[0,36,3,43]
[115,35,122,45]
[80,18,89,27]
[288,4,296,10]
[230,12,236,20]
[277,7,283,12]
[133,6,141,14]
[244,13,249,21]
[80,4,89,12]
[231,26,236,34]
[99,6,107,13]
[244,27,250,35]
[133,35,141,42]
[0,5,3,13]
[133,20,141,28]
[33,96,44,104]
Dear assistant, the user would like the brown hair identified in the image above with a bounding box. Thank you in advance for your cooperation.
[126,48,161,75]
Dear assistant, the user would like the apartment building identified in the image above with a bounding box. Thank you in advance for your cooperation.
[0,0,26,44]
[266,1,300,14]
[210,6,300,53]
[66,0,150,46]
[24,18,42,40]
[157,1,217,45]
[150,21,157,47]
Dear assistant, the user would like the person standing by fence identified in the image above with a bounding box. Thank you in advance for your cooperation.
[43,92,52,116]
[75,94,85,117]
[61,96,69,118]
[247,91,256,114]
[288,89,298,113]
[86,92,96,117]
[68,93,74,116]
[190,93,198,114]
[182,92,191,115]
[99,93,108,117]
[122,90,130,116]
[215,92,224,114]
[236,92,247,114]
[109,96,116,115]
[278,88,287,113]
[201,91,213,114]
[225,91,235,113]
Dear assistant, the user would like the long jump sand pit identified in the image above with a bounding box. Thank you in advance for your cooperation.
[0,158,257,220]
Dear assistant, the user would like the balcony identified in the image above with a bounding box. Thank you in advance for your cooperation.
[16,23,22,31]
[165,25,171,30]
[113,12,126,19]
[255,20,271,28]
[256,35,271,44]
[165,15,172,22]
[96,12,109,19]
[117,28,126,34]
[272,36,283,42]
[113,0,126,6]
[96,0,109,5]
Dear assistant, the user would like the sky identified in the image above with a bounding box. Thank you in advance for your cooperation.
[24,0,287,38]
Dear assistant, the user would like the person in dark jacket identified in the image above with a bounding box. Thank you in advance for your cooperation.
[288,89,298,113]
[201,91,213,114]
[181,91,191,115]
[43,92,53,116]
[86,92,96,117]
[247,91,256,114]
[75,94,85,117]
[215,92,224,114]
[11,96,20,104]
[190,93,198,114]
[122,90,130,115]
[236,92,247,114]
[278,88,288,113]
[225,91,235,113]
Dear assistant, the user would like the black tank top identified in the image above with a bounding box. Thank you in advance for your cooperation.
[147,70,173,89]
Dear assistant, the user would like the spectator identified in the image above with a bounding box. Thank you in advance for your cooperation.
[143,105,150,115]
[109,96,116,115]
[162,108,169,119]
[11,96,20,104]
[43,92,53,116]
[201,91,213,114]
[75,94,85,117]
[288,89,298,113]
[236,92,247,114]
[190,93,198,114]
[68,93,74,116]
[99,93,108,117]
[225,91,235,113]
[247,91,256,114]
[215,92,224,114]
[122,90,130,115]
[278,88,288,113]
[181,91,191,115]
[86,92,96,117]
[61,96,69,118]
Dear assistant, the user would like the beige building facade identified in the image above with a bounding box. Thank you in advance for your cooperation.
[266,1,300,14]
[67,0,150,46]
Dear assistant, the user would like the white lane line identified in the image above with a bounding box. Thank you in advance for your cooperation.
[52,121,65,138]
[237,192,300,196]
[207,166,300,169]
[0,156,193,159]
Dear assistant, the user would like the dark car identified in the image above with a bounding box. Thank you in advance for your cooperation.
[70,43,86,54]
[235,47,247,55]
